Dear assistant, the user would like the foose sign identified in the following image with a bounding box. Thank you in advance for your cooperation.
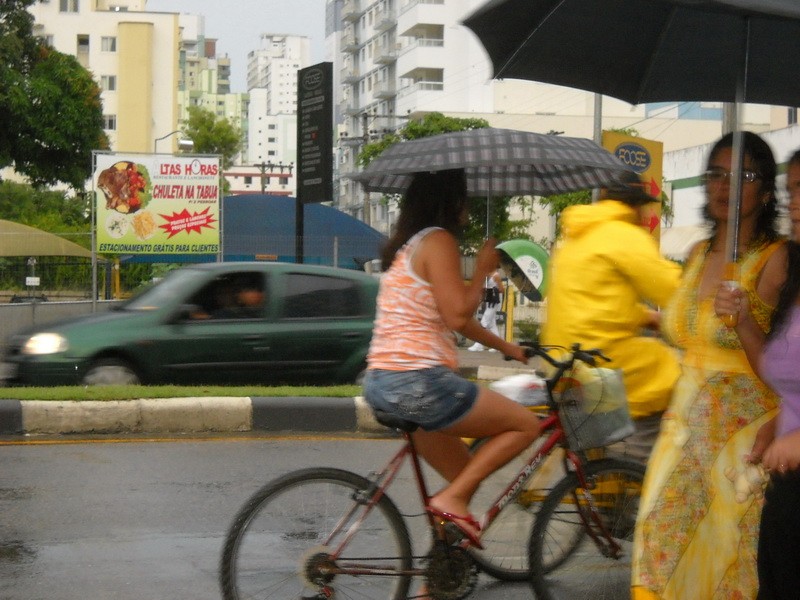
[614,142,651,173]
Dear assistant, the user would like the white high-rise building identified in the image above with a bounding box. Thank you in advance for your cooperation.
[237,35,311,196]
[247,34,311,104]
[29,0,182,154]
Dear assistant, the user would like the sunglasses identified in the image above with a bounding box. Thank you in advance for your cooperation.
[702,167,761,184]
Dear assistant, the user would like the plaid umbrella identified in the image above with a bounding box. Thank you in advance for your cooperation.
[351,128,631,197]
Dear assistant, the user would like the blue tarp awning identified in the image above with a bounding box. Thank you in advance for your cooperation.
[121,195,386,270]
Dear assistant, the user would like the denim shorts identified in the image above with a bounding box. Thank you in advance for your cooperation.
[363,367,479,431]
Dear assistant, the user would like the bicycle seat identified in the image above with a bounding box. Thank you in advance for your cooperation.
[372,409,419,433]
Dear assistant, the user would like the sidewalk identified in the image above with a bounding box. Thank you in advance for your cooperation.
[0,349,530,437]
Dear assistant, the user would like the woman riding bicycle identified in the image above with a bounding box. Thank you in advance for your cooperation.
[362,168,541,546]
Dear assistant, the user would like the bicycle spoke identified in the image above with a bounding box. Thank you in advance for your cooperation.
[220,469,413,600]
[529,459,644,600]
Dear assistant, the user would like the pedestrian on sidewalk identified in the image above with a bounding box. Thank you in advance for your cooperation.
[468,269,504,352]
[632,131,786,600]
[716,147,800,600]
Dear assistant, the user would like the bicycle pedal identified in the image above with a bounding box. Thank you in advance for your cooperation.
[440,521,467,546]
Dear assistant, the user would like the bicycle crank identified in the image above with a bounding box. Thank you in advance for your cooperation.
[424,541,478,600]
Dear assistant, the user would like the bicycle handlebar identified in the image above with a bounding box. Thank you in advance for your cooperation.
[506,341,610,370]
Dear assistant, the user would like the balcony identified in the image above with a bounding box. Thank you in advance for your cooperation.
[342,29,360,53]
[342,0,361,22]
[343,103,363,116]
[375,42,399,64]
[341,65,361,84]
[375,7,396,32]
[374,81,397,99]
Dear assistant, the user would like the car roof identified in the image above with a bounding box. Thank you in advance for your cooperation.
[184,261,377,283]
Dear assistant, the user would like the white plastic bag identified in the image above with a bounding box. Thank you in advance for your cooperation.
[489,373,549,406]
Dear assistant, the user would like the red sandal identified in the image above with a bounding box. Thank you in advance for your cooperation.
[426,506,483,549]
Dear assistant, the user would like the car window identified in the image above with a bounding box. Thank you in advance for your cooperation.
[187,272,267,320]
[123,268,201,311]
[281,273,362,319]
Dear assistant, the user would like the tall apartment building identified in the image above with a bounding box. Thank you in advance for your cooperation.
[247,34,310,109]
[330,0,494,226]
[29,0,182,154]
[174,14,249,161]
[234,34,311,196]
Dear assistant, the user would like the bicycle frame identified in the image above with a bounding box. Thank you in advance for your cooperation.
[321,343,626,577]
[330,409,578,559]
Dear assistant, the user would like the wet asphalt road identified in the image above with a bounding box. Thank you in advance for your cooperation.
[0,434,535,600]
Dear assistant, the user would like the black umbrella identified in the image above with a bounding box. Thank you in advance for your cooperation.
[352,127,631,197]
[463,0,800,107]
[464,0,800,311]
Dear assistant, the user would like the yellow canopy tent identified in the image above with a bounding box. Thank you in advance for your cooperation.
[0,219,92,257]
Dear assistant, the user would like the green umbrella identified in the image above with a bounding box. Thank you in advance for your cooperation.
[496,239,549,302]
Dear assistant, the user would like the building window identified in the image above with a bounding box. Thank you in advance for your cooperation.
[102,115,117,130]
[60,0,79,12]
[244,176,252,185]
[100,75,116,91]
[77,34,89,53]
[101,37,117,52]
[789,108,798,126]
[268,137,276,143]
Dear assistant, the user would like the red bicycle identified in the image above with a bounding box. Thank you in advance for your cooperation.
[220,343,644,600]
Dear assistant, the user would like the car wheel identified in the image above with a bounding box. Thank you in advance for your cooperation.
[82,359,141,386]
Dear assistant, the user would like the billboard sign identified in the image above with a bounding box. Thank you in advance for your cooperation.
[602,131,664,239]
[93,153,221,254]
[297,62,333,204]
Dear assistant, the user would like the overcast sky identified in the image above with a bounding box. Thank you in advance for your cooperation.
[145,0,327,92]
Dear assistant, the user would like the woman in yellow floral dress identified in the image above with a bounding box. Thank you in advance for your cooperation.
[631,131,788,599]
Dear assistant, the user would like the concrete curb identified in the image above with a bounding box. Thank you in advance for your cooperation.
[0,396,376,436]
[0,364,528,436]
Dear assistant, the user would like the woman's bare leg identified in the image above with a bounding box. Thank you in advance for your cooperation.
[414,388,541,519]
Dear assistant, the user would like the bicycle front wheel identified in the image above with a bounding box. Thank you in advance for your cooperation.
[220,467,413,600]
[529,458,645,600]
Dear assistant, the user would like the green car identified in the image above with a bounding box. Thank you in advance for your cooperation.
[1,262,379,386]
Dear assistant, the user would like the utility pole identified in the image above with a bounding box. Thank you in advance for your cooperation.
[361,113,371,227]
[253,161,294,194]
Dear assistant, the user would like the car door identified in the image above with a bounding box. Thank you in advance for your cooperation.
[268,271,374,383]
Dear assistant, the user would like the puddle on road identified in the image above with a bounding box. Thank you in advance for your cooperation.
[0,542,35,564]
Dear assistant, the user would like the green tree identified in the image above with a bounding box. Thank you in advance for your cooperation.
[1,0,108,190]
[182,106,242,169]
[357,112,526,252]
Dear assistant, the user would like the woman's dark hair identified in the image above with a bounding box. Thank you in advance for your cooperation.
[380,169,468,269]
[702,131,780,246]
[768,148,800,339]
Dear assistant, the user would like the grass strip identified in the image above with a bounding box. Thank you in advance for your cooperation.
[0,384,362,401]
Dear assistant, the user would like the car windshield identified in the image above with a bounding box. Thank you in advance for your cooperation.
[121,268,203,311]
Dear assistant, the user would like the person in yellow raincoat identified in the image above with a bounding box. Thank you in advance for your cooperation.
[541,170,682,463]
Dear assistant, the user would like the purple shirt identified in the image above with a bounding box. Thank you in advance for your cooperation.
[761,304,800,437]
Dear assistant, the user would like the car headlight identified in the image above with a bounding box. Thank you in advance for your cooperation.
[21,333,69,355]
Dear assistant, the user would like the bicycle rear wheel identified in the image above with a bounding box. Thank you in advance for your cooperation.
[220,467,413,600]
[528,458,645,600]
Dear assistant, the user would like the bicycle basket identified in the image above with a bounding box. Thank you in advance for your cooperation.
[556,365,635,451]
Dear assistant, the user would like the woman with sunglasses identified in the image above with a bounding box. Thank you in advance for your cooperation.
[716,148,800,600]
[632,131,787,600]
